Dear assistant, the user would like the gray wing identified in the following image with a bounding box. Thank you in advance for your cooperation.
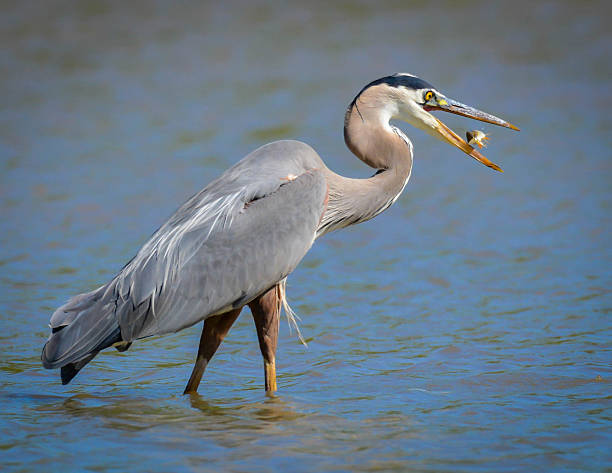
[43,140,327,368]
[110,140,328,340]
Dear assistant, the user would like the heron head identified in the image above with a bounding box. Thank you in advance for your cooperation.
[357,73,519,172]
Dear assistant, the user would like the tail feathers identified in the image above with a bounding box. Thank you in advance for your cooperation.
[49,284,107,329]
[42,282,123,371]
[60,353,97,385]
[59,328,122,385]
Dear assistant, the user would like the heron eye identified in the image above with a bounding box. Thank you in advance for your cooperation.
[424,91,434,102]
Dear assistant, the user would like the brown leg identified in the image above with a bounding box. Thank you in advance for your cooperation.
[183,308,241,394]
[248,284,281,393]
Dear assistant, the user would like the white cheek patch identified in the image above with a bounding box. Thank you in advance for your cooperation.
[392,87,444,133]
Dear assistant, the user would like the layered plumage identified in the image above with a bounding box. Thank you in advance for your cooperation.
[42,141,328,382]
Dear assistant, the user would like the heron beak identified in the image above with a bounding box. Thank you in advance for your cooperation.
[426,97,519,172]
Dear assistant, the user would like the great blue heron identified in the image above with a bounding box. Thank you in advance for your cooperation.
[42,73,518,394]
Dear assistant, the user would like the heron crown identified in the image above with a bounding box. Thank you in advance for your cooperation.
[352,73,435,104]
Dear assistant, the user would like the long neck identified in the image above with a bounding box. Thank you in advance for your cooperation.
[318,94,414,236]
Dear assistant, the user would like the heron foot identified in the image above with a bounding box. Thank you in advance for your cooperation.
[249,284,281,393]
[183,358,208,394]
[264,359,277,393]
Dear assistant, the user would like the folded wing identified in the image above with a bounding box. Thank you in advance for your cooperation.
[43,140,328,369]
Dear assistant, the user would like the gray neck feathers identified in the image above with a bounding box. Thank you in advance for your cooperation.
[317,91,413,236]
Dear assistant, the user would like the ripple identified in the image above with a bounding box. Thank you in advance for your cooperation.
[1,1,611,472]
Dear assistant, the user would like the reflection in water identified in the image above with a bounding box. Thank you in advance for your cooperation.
[1,0,611,472]
[28,391,311,438]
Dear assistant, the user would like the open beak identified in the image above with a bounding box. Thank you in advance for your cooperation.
[426,97,519,172]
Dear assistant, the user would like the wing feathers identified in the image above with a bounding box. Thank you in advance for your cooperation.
[45,140,328,362]
[118,168,327,340]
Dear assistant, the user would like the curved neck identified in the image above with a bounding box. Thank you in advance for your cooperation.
[318,95,414,236]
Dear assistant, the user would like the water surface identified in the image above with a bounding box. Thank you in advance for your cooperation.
[1,1,610,472]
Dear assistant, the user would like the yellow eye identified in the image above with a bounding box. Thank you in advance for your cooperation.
[424,91,434,102]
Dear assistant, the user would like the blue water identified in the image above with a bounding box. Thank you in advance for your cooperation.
[1,1,610,472]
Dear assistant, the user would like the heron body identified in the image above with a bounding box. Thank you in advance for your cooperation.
[42,73,517,393]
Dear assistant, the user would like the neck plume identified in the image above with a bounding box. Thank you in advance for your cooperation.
[317,87,414,236]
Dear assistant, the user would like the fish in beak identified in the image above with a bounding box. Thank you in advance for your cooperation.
[424,95,519,172]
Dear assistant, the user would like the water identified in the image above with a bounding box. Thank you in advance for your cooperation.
[1,1,610,471]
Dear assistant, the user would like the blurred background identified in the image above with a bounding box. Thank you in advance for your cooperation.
[1,1,610,472]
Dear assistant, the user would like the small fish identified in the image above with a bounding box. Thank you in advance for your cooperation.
[466,130,489,149]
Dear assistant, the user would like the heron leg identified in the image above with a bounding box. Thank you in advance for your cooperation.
[183,308,241,394]
[248,284,281,393]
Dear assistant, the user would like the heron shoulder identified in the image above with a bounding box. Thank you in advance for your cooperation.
[243,139,325,171]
